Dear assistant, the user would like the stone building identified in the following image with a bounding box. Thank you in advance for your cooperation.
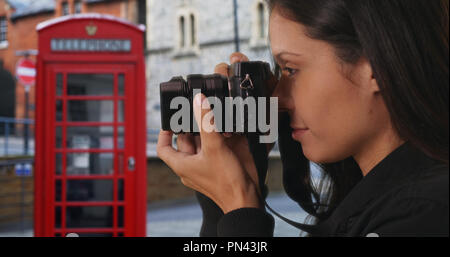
[145,0,272,130]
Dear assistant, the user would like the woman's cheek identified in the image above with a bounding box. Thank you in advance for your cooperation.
[293,75,328,132]
[291,75,348,162]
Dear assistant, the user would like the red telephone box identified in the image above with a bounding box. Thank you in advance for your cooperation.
[34,14,147,237]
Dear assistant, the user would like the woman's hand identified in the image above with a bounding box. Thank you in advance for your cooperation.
[215,53,279,189]
[157,52,279,214]
[157,94,262,214]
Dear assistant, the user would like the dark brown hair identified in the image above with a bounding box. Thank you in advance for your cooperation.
[269,0,449,233]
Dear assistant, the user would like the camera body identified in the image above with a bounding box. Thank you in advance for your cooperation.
[160,61,272,133]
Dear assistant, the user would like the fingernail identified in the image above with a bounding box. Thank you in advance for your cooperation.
[201,97,211,110]
[231,56,241,63]
[194,94,203,107]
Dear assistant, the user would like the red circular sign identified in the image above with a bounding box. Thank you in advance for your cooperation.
[16,58,36,86]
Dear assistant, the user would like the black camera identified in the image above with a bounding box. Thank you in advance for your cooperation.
[160,61,272,133]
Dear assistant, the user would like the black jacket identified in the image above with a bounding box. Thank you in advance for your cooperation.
[196,120,449,237]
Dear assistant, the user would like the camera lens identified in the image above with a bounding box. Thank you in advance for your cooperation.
[160,74,228,132]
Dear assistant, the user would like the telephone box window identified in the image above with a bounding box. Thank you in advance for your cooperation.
[66,152,114,175]
[118,179,124,201]
[67,100,114,122]
[56,100,63,121]
[56,127,63,148]
[66,206,113,228]
[118,100,124,123]
[55,153,63,175]
[65,126,115,149]
[67,74,114,96]
[67,180,114,202]
[55,180,62,202]
[118,74,125,95]
[117,126,124,149]
[55,207,62,228]
[56,73,63,96]
[118,206,124,227]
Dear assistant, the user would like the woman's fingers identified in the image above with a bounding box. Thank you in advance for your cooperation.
[194,135,201,153]
[214,52,249,77]
[214,62,229,76]
[193,94,224,152]
[223,133,233,138]
[220,53,249,139]
[157,130,193,175]
[177,133,197,154]
[230,52,249,63]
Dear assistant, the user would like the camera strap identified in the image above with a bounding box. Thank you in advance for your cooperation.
[246,132,318,235]
[264,200,317,233]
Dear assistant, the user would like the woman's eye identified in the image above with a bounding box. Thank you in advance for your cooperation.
[283,67,298,77]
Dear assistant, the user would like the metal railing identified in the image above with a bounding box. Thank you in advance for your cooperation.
[0,117,34,157]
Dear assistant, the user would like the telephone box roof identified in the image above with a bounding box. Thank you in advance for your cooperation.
[36,13,146,32]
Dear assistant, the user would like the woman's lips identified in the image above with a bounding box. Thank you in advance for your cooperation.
[291,127,309,140]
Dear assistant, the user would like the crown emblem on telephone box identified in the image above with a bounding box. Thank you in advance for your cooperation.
[85,23,97,36]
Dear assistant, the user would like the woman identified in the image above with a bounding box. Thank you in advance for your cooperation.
[157,0,449,236]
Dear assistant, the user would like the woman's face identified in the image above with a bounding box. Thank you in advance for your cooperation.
[269,7,388,164]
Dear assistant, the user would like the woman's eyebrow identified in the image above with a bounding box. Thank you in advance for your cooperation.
[273,51,302,64]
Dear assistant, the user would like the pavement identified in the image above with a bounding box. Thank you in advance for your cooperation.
[0,192,308,237]
[147,192,308,237]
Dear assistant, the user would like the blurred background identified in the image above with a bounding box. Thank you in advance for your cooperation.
[0,0,310,237]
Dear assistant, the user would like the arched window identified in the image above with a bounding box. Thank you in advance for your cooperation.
[62,1,70,16]
[74,0,82,14]
[174,7,199,54]
[258,2,265,39]
[176,10,199,54]
[0,16,7,45]
[179,16,185,48]
[190,14,196,46]
[251,0,269,47]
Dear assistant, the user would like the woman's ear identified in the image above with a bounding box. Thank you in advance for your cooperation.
[359,58,381,94]
[364,58,380,94]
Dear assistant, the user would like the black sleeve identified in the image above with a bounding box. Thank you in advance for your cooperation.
[195,191,224,237]
[362,197,449,237]
[217,208,275,237]
[195,185,274,237]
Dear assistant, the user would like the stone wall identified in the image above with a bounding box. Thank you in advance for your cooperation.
[147,156,284,203]
[0,159,34,228]
[0,155,284,228]
[146,0,272,131]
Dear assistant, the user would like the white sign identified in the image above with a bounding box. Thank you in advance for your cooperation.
[72,135,90,169]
